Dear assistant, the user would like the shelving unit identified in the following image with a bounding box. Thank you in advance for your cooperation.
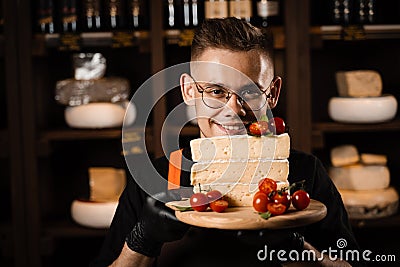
[1,0,399,266]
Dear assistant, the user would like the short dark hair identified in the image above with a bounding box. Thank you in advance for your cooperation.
[191,17,274,60]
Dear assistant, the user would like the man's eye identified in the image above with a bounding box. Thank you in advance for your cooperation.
[205,87,226,96]
[241,89,261,99]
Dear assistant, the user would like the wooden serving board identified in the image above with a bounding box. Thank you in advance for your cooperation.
[167,199,327,230]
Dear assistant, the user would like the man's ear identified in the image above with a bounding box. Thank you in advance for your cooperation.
[268,76,282,109]
[180,73,196,105]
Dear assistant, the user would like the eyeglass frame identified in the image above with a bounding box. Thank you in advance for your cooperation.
[189,75,275,111]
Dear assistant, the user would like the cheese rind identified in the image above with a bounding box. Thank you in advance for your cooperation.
[335,70,382,97]
[360,153,387,165]
[190,133,290,162]
[89,167,126,202]
[329,164,390,190]
[339,187,399,219]
[191,159,289,186]
[330,145,360,167]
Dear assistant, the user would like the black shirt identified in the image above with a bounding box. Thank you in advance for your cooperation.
[91,148,363,266]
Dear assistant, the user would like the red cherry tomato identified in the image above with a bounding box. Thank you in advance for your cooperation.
[249,121,270,136]
[210,199,229,213]
[267,191,291,215]
[252,191,269,213]
[266,202,287,215]
[291,190,310,211]
[258,178,277,195]
[269,117,286,135]
[190,193,209,212]
[206,190,223,203]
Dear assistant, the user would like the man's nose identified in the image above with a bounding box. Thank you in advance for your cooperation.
[225,94,246,116]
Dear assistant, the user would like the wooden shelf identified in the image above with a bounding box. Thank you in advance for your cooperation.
[312,120,400,149]
[311,24,400,40]
[32,30,150,56]
[39,128,123,142]
[37,127,153,156]
[313,120,400,133]
[164,26,286,49]
[43,220,108,238]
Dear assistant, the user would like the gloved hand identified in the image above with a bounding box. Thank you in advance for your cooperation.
[236,228,304,252]
[125,190,190,257]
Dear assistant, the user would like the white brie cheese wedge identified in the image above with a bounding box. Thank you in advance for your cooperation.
[329,164,390,190]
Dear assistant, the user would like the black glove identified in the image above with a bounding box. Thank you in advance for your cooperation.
[125,191,190,257]
[236,228,304,253]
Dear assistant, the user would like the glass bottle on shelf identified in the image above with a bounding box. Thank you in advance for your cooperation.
[367,0,375,24]
[204,0,228,19]
[82,0,102,32]
[352,0,376,25]
[229,0,252,22]
[37,0,56,33]
[253,0,281,27]
[332,0,352,26]
[127,0,149,31]
[60,0,79,33]
[164,0,182,30]
[104,0,126,31]
[182,0,204,28]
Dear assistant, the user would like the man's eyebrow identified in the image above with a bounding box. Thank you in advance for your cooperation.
[203,81,228,89]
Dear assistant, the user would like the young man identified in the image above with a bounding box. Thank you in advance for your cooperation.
[91,18,362,267]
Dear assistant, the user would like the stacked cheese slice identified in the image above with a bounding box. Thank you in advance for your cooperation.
[329,145,399,219]
[190,133,290,206]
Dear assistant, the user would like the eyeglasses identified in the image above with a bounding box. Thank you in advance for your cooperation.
[191,76,273,111]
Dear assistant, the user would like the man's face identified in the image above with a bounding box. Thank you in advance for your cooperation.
[186,48,276,138]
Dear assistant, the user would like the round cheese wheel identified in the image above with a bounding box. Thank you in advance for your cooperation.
[65,101,136,128]
[71,200,118,228]
[329,164,390,190]
[328,95,397,123]
[339,187,399,219]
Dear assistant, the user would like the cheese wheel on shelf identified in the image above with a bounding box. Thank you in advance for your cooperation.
[339,187,399,219]
[65,101,136,129]
[70,200,118,228]
[329,164,390,190]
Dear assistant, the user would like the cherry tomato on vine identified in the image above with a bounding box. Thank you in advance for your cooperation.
[249,121,270,136]
[252,191,269,213]
[269,117,286,135]
[291,190,310,211]
[206,190,223,203]
[267,191,291,215]
[258,178,277,195]
[210,199,229,213]
[190,193,209,212]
